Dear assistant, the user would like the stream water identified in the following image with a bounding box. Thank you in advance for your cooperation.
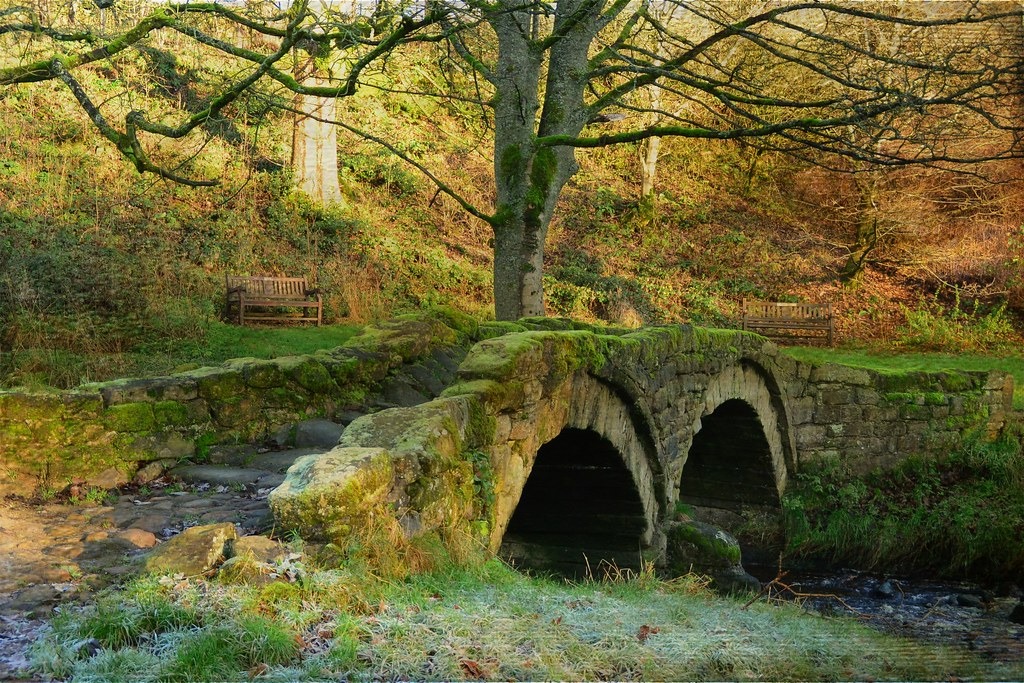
[751,568,1024,665]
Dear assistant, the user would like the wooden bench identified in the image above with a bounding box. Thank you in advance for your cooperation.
[741,299,834,346]
[225,275,322,326]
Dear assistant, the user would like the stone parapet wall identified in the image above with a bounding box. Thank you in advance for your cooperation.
[778,359,1013,474]
[0,313,476,496]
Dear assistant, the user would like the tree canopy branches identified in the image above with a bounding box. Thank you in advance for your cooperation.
[2,0,1021,317]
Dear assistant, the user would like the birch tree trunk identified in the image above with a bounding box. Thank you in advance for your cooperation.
[291,78,345,207]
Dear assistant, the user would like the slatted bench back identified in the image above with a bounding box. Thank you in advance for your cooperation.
[227,275,309,299]
[741,299,834,345]
[742,301,832,320]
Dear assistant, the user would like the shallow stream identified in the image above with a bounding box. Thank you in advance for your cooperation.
[752,568,1024,665]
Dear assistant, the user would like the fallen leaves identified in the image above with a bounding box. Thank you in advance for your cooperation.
[636,624,661,643]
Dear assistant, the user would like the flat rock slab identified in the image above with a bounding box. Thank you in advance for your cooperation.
[246,448,324,473]
[272,419,344,449]
[170,465,272,487]
[295,419,344,448]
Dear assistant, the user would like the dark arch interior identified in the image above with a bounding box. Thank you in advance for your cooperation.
[500,428,647,577]
[679,399,780,509]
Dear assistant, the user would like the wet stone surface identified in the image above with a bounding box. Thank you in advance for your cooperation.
[0,444,323,678]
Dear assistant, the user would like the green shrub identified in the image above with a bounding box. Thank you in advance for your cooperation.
[895,290,1018,352]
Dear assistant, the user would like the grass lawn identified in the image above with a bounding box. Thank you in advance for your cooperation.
[1,322,362,389]
[29,560,1019,682]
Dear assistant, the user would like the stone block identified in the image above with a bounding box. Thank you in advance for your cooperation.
[809,364,872,386]
[900,404,931,420]
[788,396,815,425]
[839,404,863,422]
[195,370,247,402]
[818,387,857,405]
[855,388,880,405]
[144,523,237,575]
[153,401,193,428]
[129,432,195,461]
[862,405,899,422]
[493,414,512,443]
[814,405,843,423]
[283,357,338,395]
[104,402,156,433]
[98,379,159,405]
[795,424,826,449]
[242,361,286,389]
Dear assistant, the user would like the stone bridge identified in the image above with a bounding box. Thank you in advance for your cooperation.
[270,320,1014,575]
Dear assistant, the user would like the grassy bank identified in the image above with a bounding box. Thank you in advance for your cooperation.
[785,347,1024,409]
[29,559,1015,682]
[784,430,1024,580]
[0,320,360,389]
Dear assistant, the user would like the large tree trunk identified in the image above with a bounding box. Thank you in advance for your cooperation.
[291,78,345,207]
[488,0,602,320]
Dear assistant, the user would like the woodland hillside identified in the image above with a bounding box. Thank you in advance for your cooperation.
[1,0,1023,388]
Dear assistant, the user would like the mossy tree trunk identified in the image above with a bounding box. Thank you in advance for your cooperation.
[840,171,881,282]
[488,0,602,319]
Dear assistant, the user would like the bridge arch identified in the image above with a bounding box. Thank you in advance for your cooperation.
[497,372,664,575]
[676,361,794,511]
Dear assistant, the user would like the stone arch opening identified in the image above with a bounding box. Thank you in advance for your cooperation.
[680,399,781,509]
[500,428,648,577]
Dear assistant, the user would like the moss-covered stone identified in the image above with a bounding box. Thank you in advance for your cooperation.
[667,519,742,568]
[144,523,237,576]
[269,447,395,541]
[441,379,526,413]
[188,368,246,402]
[279,356,337,394]
[477,321,528,340]
[209,396,258,429]
[104,402,156,432]
[241,360,287,389]
[0,391,65,422]
[152,401,192,428]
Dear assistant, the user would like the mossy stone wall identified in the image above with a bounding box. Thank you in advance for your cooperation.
[0,313,476,496]
[783,362,1013,474]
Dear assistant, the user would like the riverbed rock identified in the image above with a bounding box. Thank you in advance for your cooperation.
[875,580,898,599]
[116,528,158,549]
[957,593,986,609]
[232,535,288,564]
[144,523,237,576]
[664,519,760,594]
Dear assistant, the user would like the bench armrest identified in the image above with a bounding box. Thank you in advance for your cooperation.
[305,288,322,297]
[227,286,246,294]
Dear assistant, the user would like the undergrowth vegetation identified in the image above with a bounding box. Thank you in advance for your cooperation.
[784,430,1024,580]
[30,558,1015,682]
